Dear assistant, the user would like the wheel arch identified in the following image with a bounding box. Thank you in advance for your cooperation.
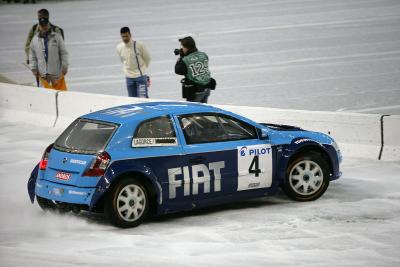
[89,160,163,212]
[288,145,333,174]
[277,141,334,185]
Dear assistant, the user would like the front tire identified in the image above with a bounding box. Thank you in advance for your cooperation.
[104,177,149,228]
[283,153,330,201]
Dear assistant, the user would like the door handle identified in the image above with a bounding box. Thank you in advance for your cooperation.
[189,156,206,164]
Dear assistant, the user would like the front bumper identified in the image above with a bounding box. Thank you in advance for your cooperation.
[331,171,342,181]
[35,179,96,205]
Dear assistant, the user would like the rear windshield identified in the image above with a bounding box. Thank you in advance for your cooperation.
[54,119,118,154]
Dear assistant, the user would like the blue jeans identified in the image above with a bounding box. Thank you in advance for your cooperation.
[126,76,148,98]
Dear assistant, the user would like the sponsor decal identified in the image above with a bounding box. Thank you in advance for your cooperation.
[294,138,313,145]
[239,146,271,157]
[132,137,178,147]
[237,144,272,191]
[239,146,247,156]
[55,171,71,181]
[70,159,87,165]
[248,182,260,188]
[168,161,225,199]
[68,190,86,196]
[50,187,64,196]
[101,106,143,118]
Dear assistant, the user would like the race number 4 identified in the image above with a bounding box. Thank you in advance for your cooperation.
[249,155,261,177]
[237,144,272,191]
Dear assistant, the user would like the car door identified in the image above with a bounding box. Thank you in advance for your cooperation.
[173,112,273,204]
[130,115,190,211]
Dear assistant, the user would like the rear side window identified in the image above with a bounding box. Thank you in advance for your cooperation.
[54,119,118,154]
[132,116,177,147]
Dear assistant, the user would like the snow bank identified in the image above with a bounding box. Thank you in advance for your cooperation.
[0,82,398,161]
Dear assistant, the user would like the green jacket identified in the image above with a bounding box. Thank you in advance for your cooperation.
[25,23,64,61]
[182,51,211,85]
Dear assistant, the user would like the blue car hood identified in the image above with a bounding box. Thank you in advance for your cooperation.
[262,123,333,146]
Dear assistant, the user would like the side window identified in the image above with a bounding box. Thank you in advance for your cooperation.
[132,116,177,147]
[217,115,257,140]
[179,113,257,144]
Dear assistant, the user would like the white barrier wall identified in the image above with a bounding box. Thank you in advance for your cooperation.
[0,83,398,161]
[0,83,57,127]
[381,116,400,161]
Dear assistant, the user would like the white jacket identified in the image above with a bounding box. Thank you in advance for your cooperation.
[29,30,68,80]
[116,40,151,78]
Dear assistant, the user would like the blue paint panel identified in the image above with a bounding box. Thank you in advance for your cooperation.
[94,150,238,214]
[324,144,342,180]
[40,149,100,187]
[274,138,342,185]
[35,179,97,205]
[94,147,280,214]
[27,163,39,203]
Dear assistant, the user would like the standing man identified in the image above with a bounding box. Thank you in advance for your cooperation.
[175,36,216,103]
[29,17,68,90]
[25,9,64,65]
[117,27,151,98]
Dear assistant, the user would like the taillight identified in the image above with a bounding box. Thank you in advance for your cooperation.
[83,151,111,177]
[39,143,54,170]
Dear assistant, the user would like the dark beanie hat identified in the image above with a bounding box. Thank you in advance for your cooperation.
[179,36,196,50]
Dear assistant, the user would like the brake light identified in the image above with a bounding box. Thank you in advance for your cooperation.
[39,143,54,170]
[83,151,111,177]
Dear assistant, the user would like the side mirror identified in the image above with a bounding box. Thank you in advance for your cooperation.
[260,128,269,140]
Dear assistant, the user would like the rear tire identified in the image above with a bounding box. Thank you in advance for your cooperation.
[283,153,330,201]
[104,177,149,228]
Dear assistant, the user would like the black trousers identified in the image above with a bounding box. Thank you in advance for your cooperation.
[181,78,216,103]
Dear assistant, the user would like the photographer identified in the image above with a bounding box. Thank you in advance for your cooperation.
[174,36,216,103]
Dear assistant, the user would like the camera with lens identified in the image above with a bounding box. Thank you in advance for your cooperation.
[174,48,183,56]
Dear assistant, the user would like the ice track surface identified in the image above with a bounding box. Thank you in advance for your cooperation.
[0,0,399,114]
[0,122,399,266]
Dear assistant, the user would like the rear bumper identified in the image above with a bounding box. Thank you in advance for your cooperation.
[35,179,96,205]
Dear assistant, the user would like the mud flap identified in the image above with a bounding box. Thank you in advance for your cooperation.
[27,163,39,203]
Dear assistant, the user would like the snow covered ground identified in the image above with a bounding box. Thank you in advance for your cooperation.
[0,0,400,114]
[0,122,400,266]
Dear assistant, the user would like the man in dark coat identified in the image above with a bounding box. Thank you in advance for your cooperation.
[175,36,216,103]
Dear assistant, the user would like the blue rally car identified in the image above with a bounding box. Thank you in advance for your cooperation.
[28,102,342,228]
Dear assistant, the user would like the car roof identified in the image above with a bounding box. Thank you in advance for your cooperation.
[81,101,224,124]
